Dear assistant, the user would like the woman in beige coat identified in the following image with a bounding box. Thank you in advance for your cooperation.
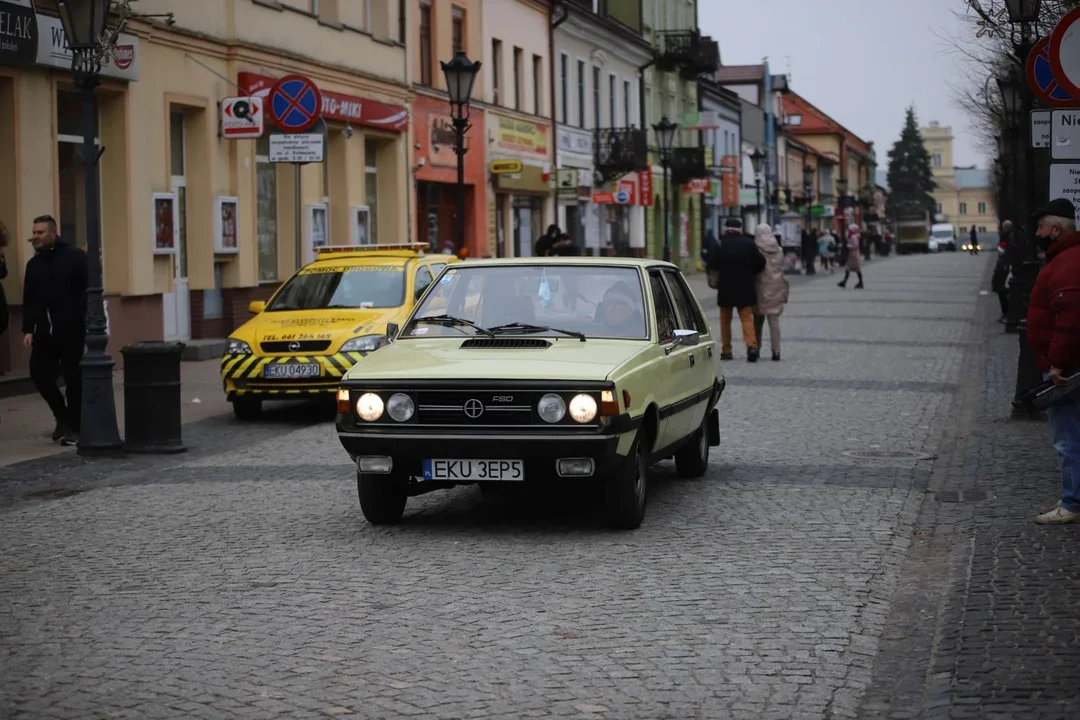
[752,224,789,361]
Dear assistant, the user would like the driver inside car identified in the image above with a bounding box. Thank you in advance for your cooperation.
[596,281,645,337]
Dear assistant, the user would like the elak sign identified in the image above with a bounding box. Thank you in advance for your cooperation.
[0,0,37,65]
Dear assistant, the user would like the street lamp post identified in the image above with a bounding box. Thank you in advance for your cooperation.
[836,175,849,231]
[750,148,765,226]
[653,117,678,263]
[1003,0,1042,23]
[57,0,122,455]
[440,51,482,255]
[802,164,815,234]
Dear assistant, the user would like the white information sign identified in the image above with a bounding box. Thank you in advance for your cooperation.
[1048,163,1080,221]
[220,96,264,139]
[1032,110,1051,149]
[1051,110,1080,159]
[269,133,324,164]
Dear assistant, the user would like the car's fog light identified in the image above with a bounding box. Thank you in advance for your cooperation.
[557,458,595,477]
[358,456,393,474]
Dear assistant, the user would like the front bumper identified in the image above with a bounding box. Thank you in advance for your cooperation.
[221,351,369,399]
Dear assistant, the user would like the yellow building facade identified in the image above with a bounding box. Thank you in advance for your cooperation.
[922,121,996,238]
[0,0,410,375]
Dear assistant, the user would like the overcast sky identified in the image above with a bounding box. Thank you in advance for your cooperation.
[701,0,984,169]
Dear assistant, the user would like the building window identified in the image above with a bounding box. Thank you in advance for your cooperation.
[608,73,616,126]
[419,2,432,86]
[959,202,968,215]
[170,110,188,279]
[577,59,585,128]
[513,47,523,111]
[978,201,986,214]
[492,39,502,105]
[978,226,987,232]
[256,134,278,282]
[560,53,569,125]
[960,226,967,234]
[399,0,406,43]
[365,140,379,244]
[933,153,942,169]
[623,79,631,126]
[592,66,600,129]
[936,202,943,214]
[57,89,100,256]
[452,6,465,55]
[533,54,543,115]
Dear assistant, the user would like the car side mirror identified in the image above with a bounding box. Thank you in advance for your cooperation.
[248,300,266,315]
[666,328,700,354]
[386,322,399,342]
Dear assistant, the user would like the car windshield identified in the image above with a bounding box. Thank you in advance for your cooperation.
[267,265,405,311]
[932,229,953,238]
[403,265,648,340]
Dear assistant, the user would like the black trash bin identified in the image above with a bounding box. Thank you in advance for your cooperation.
[121,341,188,454]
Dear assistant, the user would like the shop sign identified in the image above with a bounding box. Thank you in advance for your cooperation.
[720,155,740,207]
[491,159,524,174]
[557,127,592,156]
[428,114,458,167]
[35,13,139,81]
[682,178,712,194]
[238,72,408,132]
[0,0,36,65]
[593,178,636,205]
[639,167,653,207]
[494,115,549,158]
[555,168,578,199]
[220,96,265,139]
[682,111,720,130]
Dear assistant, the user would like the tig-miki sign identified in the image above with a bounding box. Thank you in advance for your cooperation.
[238,72,407,132]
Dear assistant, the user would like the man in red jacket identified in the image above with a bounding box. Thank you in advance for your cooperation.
[1026,198,1080,524]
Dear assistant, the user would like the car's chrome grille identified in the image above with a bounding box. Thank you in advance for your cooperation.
[417,390,535,425]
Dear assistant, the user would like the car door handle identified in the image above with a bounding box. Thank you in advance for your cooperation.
[707,346,713,359]
[689,354,696,368]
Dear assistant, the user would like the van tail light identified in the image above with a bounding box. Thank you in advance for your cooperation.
[600,389,620,416]
[336,388,351,414]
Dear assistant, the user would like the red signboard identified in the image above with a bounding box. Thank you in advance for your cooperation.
[720,155,739,207]
[639,167,653,207]
[238,72,408,132]
[682,178,712,194]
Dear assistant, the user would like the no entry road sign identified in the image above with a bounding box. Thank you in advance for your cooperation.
[268,74,322,133]
[1028,37,1075,108]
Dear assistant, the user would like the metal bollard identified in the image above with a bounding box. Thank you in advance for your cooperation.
[120,341,188,453]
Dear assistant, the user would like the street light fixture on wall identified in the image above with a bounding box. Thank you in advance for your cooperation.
[750,147,765,224]
[997,69,1023,124]
[56,0,127,455]
[1004,0,1042,24]
[440,51,482,255]
[652,116,678,263]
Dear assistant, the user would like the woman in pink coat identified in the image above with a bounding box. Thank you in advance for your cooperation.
[837,223,864,289]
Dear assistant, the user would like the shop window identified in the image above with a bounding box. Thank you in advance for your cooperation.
[419,2,432,86]
[256,134,279,282]
[365,140,379,245]
[56,89,100,255]
[452,6,465,55]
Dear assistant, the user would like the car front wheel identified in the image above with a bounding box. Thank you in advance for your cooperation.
[674,413,710,478]
[605,434,648,530]
[357,471,408,525]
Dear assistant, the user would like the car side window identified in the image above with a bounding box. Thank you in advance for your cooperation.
[414,266,434,298]
[648,271,677,344]
[663,269,708,335]
[431,262,447,275]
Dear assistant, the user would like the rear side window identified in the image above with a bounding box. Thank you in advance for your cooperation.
[648,271,677,344]
[662,269,708,335]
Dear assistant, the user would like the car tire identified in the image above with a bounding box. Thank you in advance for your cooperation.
[357,471,408,525]
[232,398,262,421]
[605,433,648,530]
[674,414,710,479]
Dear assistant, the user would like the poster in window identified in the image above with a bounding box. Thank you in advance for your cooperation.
[152,192,177,255]
[306,203,329,263]
[214,196,239,253]
[350,205,371,246]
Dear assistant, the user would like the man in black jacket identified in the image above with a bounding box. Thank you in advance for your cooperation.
[707,218,766,362]
[22,215,88,446]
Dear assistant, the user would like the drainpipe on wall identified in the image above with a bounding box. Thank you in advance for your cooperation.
[550,1,569,232]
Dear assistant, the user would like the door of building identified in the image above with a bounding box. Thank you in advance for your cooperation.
[513,196,541,257]
[417,181,458,253]
[163,110,190,341]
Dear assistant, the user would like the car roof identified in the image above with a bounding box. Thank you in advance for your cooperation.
[307,244,439,268]
[448,257,679,271]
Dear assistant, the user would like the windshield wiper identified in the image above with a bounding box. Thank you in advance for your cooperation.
[413,314,494,337]
[488,322,586,342]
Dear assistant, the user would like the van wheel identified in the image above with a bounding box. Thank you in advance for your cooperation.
[605,434,648,530]
[357,471,408,525]
[232,398,262,421]
[675,414,710,478]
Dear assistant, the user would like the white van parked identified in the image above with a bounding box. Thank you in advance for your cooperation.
[930,224,957,252]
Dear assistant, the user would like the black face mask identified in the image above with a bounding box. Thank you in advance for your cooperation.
[1035,233,1056,251]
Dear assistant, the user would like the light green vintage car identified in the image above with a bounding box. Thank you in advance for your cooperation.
[335,257,725,529]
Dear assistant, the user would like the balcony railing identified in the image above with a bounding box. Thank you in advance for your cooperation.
[656,30,720,76]
[594,128,649,182]
[671,147,706,184]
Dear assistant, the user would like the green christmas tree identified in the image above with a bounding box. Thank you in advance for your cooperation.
[886,107,937,217]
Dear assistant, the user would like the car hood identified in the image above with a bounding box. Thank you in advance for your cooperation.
[245,309,394,343]
[343,337,651,382]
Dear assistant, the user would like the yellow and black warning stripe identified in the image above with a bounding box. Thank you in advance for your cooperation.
[220,352,369,383]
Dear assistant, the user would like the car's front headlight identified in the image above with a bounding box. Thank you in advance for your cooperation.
[340,335,388,353]
[386,393,415,422]
[568,393,598,423]
[356,392,384,422]
[225,338,252,355]
[538,393,567,423]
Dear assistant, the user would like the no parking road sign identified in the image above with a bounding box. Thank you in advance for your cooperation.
[268,74,322,133]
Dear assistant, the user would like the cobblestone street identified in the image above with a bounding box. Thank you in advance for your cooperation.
[1,252,1068,719]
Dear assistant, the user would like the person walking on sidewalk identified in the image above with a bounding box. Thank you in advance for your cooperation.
[992,220,1013,323]
[708,218,766,362]
[838,224,865,289]
[752,224,789,362]
[22,215,88,447]
[819,230,836,273]
[1025,199,1080,524]
[969,226,980,255]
